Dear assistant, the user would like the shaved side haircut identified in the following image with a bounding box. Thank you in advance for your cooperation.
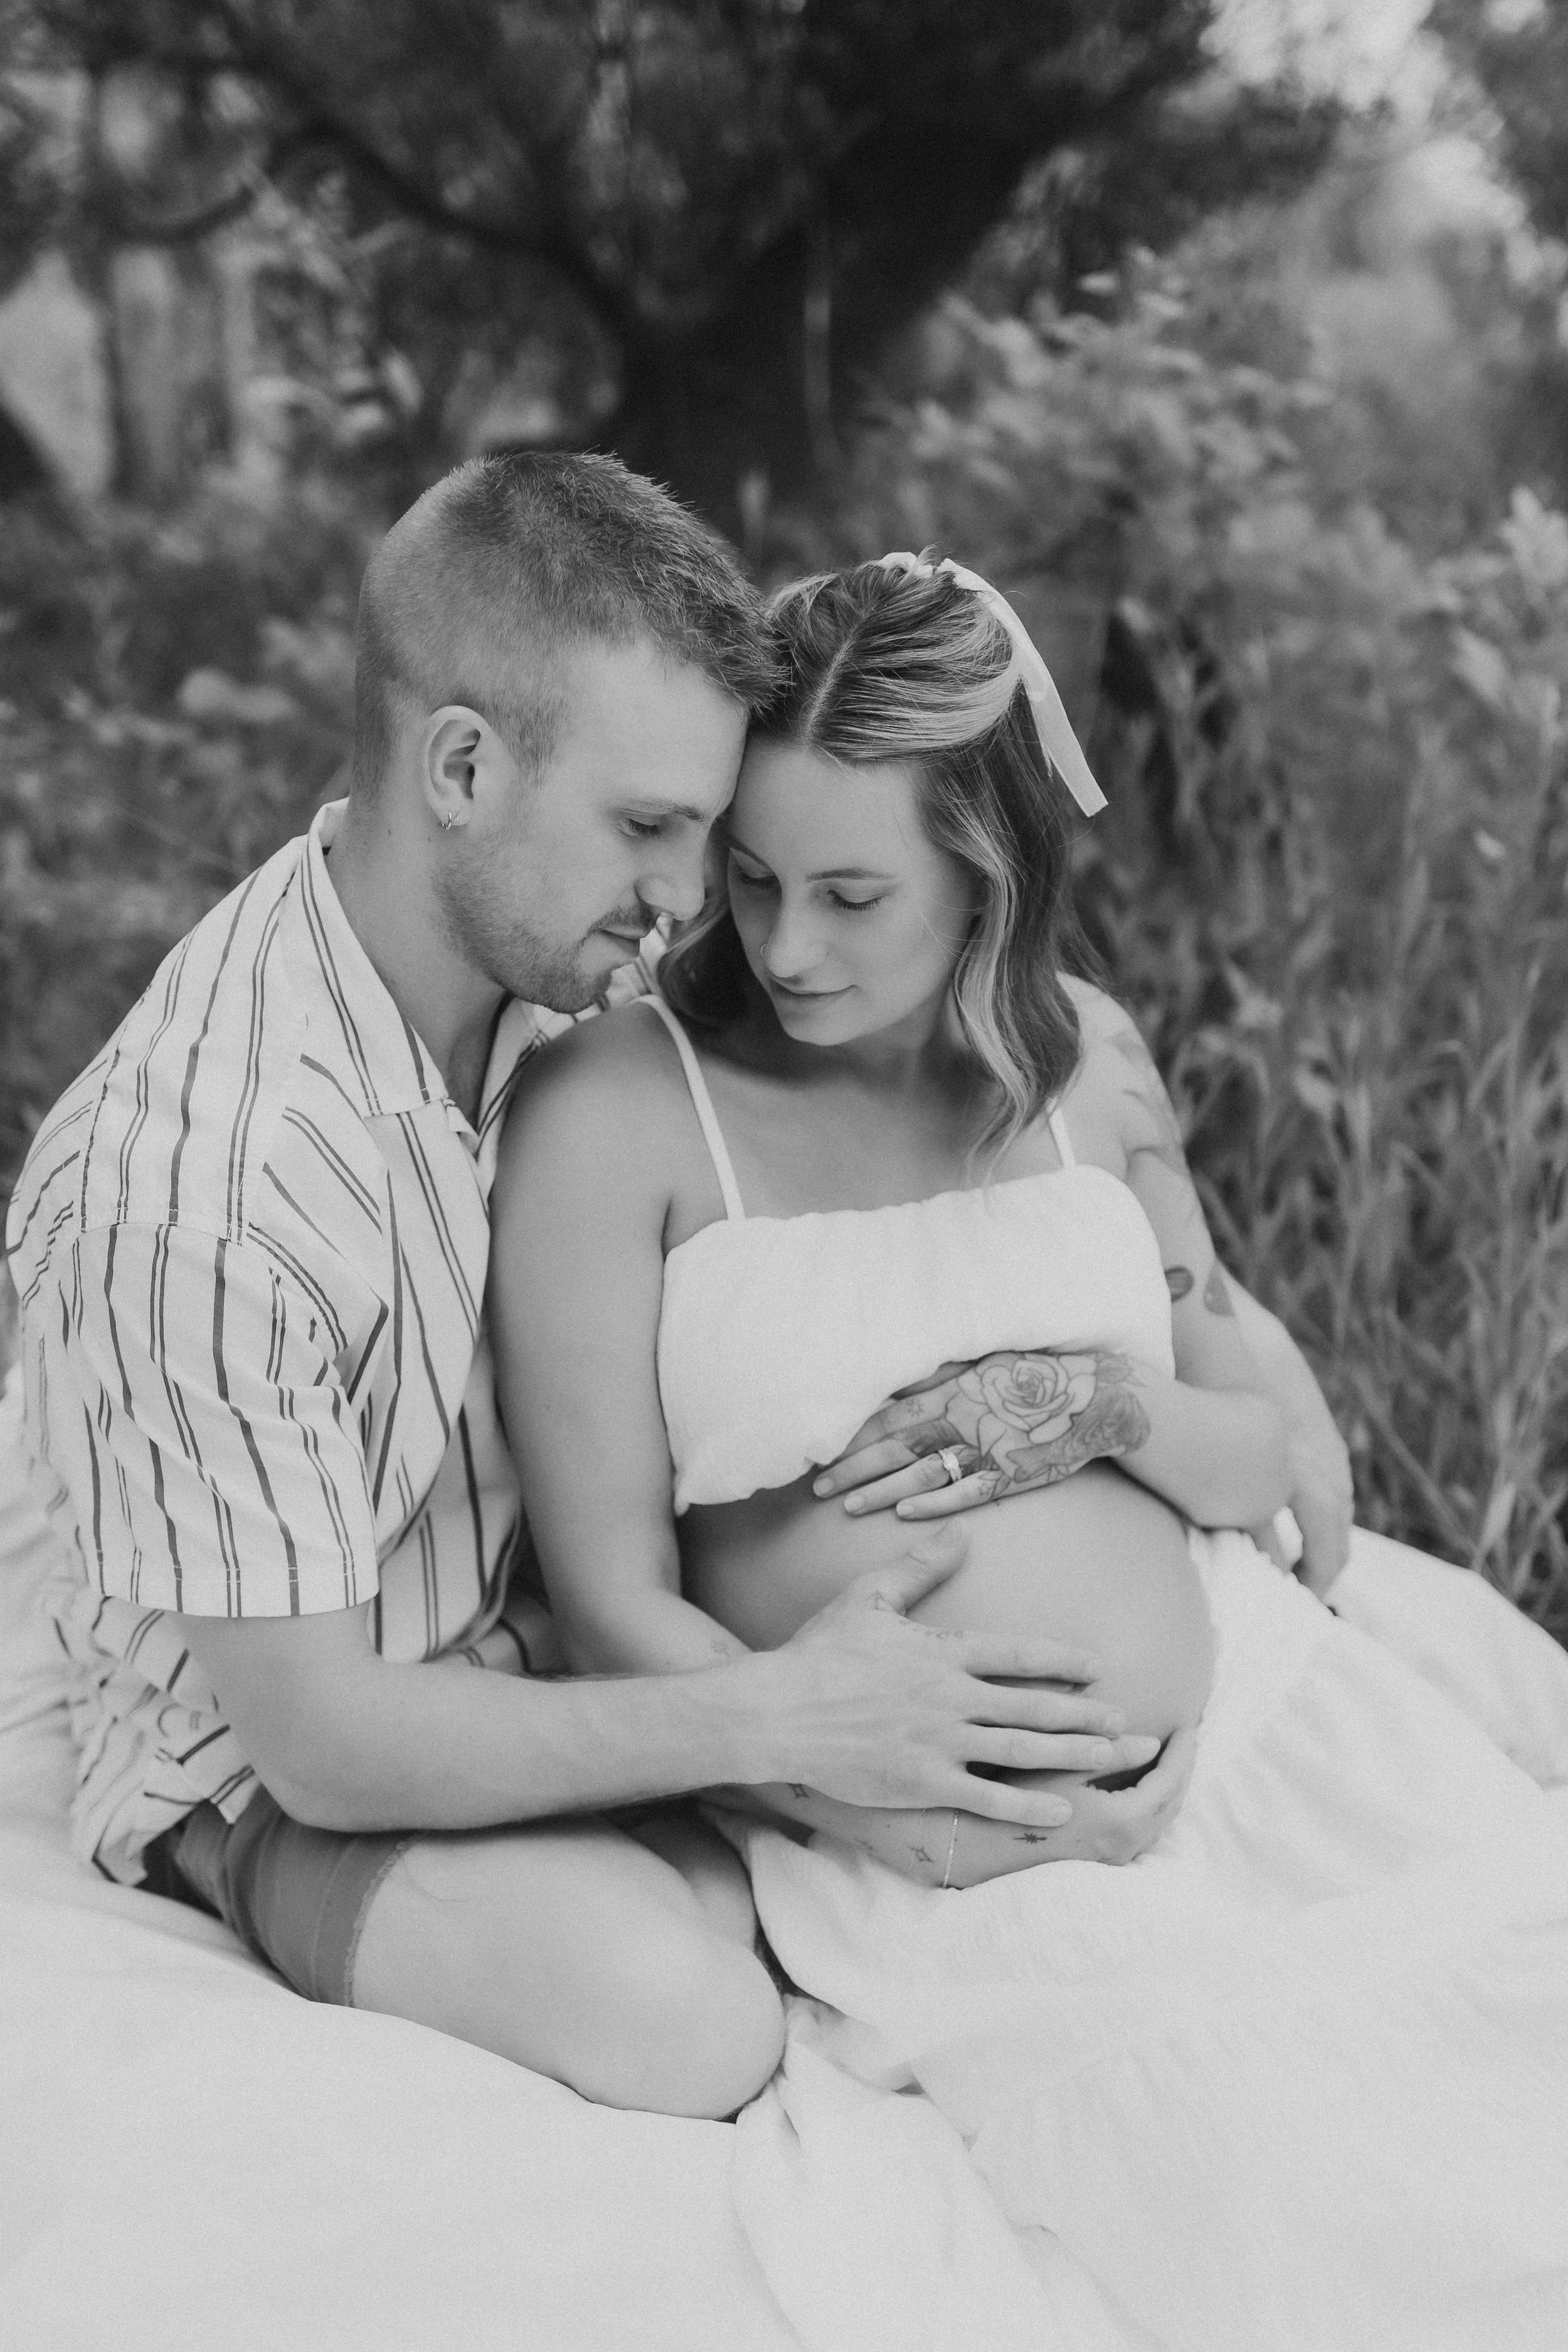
[351,451,777,796]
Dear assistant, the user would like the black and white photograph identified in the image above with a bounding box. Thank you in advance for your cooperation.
[3,2,1568,2346]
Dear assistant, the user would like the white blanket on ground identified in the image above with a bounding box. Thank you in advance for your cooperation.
[8,1347,1568,2351]
[733,1530,1568,2352]
[0,1380,796,2352]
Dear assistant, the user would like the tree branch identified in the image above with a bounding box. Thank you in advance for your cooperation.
[108,167,263,246]
[199,0,625,335]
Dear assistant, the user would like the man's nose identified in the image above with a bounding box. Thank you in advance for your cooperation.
[640,845,707,926]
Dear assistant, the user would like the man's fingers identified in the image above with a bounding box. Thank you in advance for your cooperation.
[966,1729,1162,1776]
[956,1632,1102,1687]
[966,1690,1128,1740]
[836,1522,969,1614]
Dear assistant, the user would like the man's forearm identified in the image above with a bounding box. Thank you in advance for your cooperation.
[182,1607,791,1835]
[177,1540,1149,1838]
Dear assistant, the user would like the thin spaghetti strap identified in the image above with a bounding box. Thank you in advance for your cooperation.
[1046,1100,1077,1170]
[636,996,746,1221]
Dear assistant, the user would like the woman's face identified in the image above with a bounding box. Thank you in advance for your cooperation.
[724,738,978,1047]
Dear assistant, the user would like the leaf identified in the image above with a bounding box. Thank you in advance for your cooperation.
[1476,1478,1517,1562]
[1291,1069,1340,1121]
[1449,628,1513,716]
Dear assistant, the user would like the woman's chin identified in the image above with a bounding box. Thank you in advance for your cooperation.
[766,983,857,1031]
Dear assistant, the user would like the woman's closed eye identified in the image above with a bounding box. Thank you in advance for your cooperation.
[729,859,882,915]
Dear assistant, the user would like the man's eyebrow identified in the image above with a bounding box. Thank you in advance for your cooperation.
[726,830,895,884]
[626,796,710,823]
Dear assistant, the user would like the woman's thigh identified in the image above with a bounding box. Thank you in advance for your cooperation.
[350,1811,784,2118]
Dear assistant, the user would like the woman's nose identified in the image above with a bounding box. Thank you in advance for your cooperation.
[761,902,825,979]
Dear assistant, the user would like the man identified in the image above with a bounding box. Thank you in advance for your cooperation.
[6,453,1350,2118]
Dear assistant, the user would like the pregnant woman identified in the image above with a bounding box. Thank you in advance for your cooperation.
[490,555,1568,2349]
[491,553,1288,1886]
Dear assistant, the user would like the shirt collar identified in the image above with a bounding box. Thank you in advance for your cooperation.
[296,801,452,1121]
[295,802,586,1158]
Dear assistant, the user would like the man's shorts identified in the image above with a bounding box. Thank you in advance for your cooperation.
[143,1790,413,2007]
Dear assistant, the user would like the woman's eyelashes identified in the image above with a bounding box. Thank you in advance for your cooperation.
[622,816,665,840]
[729,859,884,914]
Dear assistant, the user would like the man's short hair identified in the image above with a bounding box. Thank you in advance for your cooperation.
[351,451,778,795]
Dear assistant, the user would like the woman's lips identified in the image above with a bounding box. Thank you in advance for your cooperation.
[770,978,848,1001]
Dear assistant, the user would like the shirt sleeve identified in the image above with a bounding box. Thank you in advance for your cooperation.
[455,1587,567,1677]
[53,1222,379,1618]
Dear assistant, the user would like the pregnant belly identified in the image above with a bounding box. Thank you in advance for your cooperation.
[682,1463,1215,1747]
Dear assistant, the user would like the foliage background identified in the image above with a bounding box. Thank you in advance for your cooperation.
[3,1,1568,1638]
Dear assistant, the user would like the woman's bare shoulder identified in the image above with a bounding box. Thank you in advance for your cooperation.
[1061,977,1147,1091]
[1064,973,1132,1044]
[497,1002,699,1186]
[1061,979,1188,1174]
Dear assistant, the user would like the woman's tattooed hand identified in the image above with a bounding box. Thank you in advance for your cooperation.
[827,1347,1153,1512]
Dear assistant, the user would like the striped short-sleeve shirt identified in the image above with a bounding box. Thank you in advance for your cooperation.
[6,799,617,1884]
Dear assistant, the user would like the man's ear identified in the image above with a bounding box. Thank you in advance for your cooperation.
[421,704,506,831]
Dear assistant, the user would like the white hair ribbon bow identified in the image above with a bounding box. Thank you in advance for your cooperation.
[876,552,1108,816]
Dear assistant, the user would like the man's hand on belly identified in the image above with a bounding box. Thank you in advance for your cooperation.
[813,1348,1152,1520]
[758,1525,1162,1822]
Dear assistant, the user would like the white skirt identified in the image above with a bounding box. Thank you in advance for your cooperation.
[734,1532,1568,2352]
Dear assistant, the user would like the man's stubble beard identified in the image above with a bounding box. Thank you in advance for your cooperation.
[435,856,607,1015]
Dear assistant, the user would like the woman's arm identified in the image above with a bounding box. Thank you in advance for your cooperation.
[815,1342,1288,1529]
[709,1719,1194,1883]
[489,1012,748,1677]
[813,988,1290,1528]
[1227,1282,1355,1594]
[1079,990,1290,1524]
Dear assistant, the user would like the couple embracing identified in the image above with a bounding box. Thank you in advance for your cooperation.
[11,453,1568,2346]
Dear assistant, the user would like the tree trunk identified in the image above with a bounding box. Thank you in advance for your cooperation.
[109,241,235,504]
[603,127,1034,537]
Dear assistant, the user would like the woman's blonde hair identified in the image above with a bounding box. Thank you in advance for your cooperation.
[660,558,1097,1162]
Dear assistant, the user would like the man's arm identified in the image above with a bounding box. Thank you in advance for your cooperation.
[173,1530,1144,1834]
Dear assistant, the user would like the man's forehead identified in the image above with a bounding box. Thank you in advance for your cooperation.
[548,638,746,802]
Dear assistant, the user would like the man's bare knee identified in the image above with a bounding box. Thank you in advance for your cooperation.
[571,1929,785,2119]
[351,1823,783,2117]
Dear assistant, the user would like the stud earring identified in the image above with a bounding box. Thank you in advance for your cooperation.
[438,812,460,831]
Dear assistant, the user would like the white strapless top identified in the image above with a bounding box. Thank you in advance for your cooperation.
[639,998,1175,1513]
